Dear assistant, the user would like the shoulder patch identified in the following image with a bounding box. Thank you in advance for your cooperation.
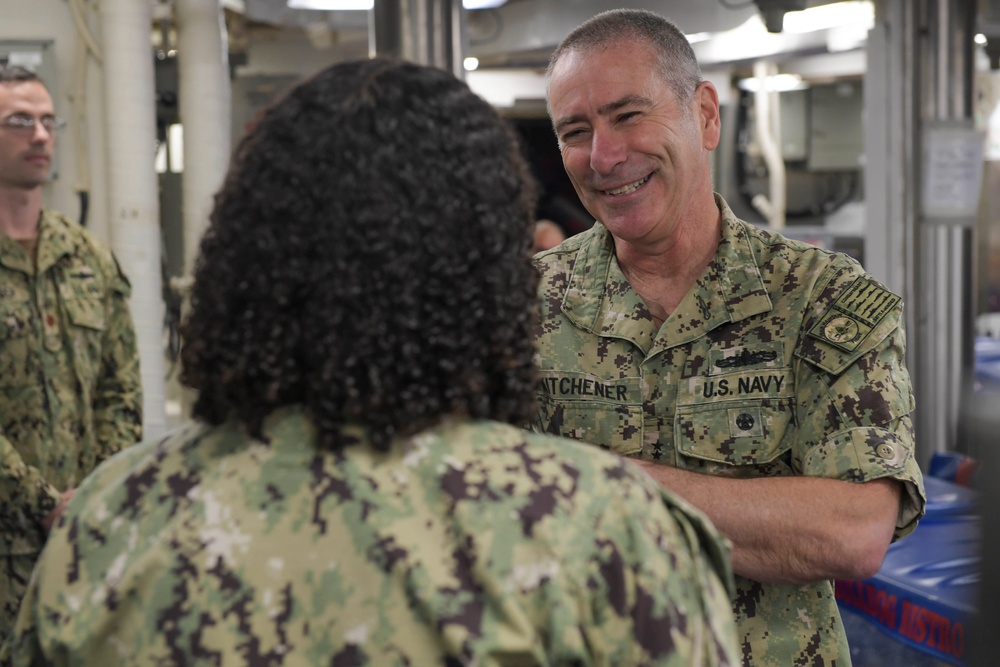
[807,277,900,352]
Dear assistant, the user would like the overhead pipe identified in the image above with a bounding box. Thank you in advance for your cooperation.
[99,0,167,439]
[751,60,787,230]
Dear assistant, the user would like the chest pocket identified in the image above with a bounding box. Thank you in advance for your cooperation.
[674,370,795,475]
[536,372,644,457]
[63,295,106,331]
[60,264,106,332]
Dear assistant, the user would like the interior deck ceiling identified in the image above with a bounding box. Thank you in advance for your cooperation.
[238,0,849,66]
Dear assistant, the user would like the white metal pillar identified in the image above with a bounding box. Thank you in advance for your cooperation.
[175,0,231,277]
[99,0,167,439]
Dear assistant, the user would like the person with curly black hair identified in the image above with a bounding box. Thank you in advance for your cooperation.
[4,58,739,666]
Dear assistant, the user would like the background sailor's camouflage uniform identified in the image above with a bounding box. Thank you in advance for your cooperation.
[0,432,57,644]
[533,195,927,667]
[0,208,142,641]
[5,407,739,666]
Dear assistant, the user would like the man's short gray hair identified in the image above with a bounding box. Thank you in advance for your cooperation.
[547,9,703,106]
[0,64,42,86]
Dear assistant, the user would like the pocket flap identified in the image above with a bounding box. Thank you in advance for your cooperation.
[675,399,793,466]
[64,297,105,331]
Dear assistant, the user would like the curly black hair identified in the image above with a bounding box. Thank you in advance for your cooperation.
[180,58,539,450]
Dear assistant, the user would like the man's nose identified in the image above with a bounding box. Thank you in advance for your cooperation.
[30,122,53,142]
[589,127,627,175]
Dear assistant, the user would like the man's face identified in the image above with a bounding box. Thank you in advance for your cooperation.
[0,80,57,191]
[548,41,719,246]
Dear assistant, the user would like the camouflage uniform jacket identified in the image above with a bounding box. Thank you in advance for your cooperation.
[5,408,741,666]
[533,195,926,666]
[0,428,61,646]
[0,207,142,554]
[0,210,142,490]
[0,433,57,557]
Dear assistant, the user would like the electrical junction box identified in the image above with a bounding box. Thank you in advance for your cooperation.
[809,80,864,171]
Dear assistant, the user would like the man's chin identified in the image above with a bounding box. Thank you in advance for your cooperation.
[16,176,49,190]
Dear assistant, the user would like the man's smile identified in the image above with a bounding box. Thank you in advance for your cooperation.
[600,173,651,196]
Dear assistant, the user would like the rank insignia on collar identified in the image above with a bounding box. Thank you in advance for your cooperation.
[808,276,900,352]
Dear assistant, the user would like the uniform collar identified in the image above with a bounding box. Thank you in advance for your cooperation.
[35,208,71,274]
[562,195,772,354]
[0,208,71,275]
[0,209,39,274]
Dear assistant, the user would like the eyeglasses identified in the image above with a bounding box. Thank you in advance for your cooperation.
[0,114,67,134]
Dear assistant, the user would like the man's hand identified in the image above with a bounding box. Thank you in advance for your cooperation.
[42,489,76,533]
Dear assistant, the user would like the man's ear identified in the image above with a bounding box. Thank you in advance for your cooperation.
[695,81,721,151]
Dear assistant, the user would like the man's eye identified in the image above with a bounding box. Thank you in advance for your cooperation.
[617,111,640,123]
[8,115,33,127]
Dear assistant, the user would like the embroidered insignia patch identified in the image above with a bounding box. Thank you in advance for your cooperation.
[808,276,900,352]
[714,349,778,369]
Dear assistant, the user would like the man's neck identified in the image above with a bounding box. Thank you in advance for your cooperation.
[613,199,723,324]
[0,186,43,240]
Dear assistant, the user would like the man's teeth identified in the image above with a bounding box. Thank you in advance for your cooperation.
[605,175,650,196]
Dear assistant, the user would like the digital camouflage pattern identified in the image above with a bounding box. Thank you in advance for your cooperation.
[5,408,740,666]
[0,432,58,651]
[533,195,927,667]
[0,208,142,641]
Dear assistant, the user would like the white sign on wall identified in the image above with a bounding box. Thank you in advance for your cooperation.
[921,120,986,224]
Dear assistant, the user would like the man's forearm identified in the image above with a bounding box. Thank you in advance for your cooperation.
[632,460,901,584]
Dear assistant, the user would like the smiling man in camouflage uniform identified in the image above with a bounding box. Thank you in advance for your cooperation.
[536,10,926,666]
[0,65,141,642]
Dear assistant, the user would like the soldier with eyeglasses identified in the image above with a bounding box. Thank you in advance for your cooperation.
[0,64,142,643]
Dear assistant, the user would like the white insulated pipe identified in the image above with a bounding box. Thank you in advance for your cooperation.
[752,60,787,230]
[99,0,167,439]
[175,0,231,276]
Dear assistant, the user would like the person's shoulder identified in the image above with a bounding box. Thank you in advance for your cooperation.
[465,421,719,521]
[519,426,698,512]
[533,224,604,268]
[41,208,118,266]
[532,225,608,303]
[433,420,652,493]
[62,421,213,519]
[737,218,854,266]
[521,427,735,587]
[523,425,641,471]
[716,197,847,265]
[42,208,100,245]
[729,218,880,311]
